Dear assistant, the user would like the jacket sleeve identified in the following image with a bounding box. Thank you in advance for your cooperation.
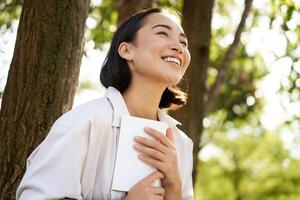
[182,138,194,199]
[16,120,89,200]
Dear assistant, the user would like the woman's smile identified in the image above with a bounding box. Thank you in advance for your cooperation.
[162,56,181,67]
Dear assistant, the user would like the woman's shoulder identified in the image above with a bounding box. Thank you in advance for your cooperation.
[173,126,193,148]
[173,126,193,144]
[53,96,113,130]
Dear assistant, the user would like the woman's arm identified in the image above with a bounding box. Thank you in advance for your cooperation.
[16,122,88,200]
[164,183,182,200]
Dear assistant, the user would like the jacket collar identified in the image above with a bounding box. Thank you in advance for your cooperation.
[105,86,181,128]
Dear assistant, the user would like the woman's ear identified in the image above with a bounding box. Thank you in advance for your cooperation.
[118,42,134,60]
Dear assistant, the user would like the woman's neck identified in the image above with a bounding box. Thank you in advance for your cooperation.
[122,80,165,121]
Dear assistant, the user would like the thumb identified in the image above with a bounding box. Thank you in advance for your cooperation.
[144,171,164,186]
[166,127,174,143]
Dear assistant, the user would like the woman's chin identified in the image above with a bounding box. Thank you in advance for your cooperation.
[166,77,182,86]
[154,73,183,86]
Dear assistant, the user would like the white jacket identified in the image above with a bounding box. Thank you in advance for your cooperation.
[16,87,194,200]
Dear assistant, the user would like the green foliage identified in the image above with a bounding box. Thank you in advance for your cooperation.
[77,80,98,92]
[196,126,300,200]
[268,0,300,105]
[197,1,300,199]
[210,46,267,121]
[152,0,183,12]
[0,0,21,29]
[208,0,267,122]
[85,0,118,50]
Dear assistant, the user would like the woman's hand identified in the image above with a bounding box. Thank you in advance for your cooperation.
[133,127,182,191]
[124,171,165,200]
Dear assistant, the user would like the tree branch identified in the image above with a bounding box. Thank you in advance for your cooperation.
[204,0,253,115]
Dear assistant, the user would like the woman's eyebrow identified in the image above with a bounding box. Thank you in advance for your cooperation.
[151,24,187,39]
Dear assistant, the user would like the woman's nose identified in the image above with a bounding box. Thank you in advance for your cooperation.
[170,41,183,54]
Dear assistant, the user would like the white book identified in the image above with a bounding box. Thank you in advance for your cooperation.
[112,115,169,192]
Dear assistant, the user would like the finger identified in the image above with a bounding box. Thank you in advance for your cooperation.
[134,136,168,153]
[143,171,164,185]
[144,127,174,148]
[138,155,164,172]
[153,195,164,200]
[166,127,174,143]
[149,187,165,196]
[133,144,165,161]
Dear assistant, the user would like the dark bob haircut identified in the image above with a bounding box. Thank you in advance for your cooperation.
[100,8,188,110]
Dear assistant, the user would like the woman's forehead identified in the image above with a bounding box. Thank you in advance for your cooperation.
[142,12,184,32]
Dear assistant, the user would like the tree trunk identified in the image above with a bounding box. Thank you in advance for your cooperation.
[117,0,153,26]
[171,0,214,185]
[0,0,90,199]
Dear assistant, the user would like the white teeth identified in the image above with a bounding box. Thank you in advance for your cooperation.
[163,57,181,66]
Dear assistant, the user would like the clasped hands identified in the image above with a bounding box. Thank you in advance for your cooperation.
[124,127,181,200]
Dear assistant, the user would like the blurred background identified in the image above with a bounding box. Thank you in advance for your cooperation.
[1,0,300,199]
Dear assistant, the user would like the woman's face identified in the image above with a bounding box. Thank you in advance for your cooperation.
[126,12,191,86]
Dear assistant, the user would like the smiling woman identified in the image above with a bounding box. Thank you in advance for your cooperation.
[100,8,190,111]
[16,8,194,200]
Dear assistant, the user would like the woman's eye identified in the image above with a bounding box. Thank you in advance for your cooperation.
[180,41,188,47]
[157,31,168,36]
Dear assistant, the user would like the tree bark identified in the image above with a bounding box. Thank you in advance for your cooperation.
[171,0,214,185]
[117,0,153,26]
[0,0,90,199]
